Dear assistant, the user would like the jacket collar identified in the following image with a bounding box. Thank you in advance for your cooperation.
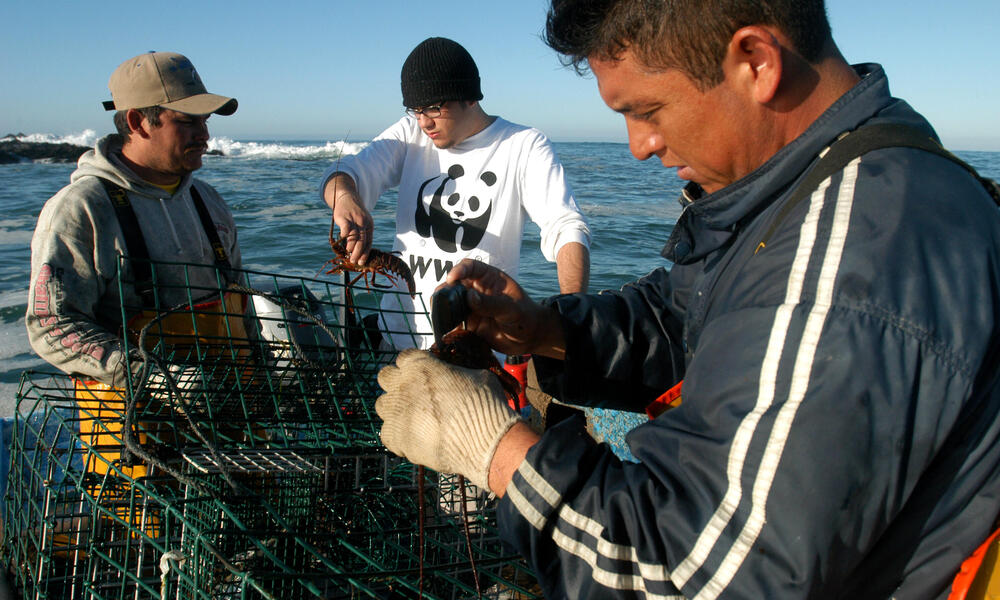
[663,63,894,264]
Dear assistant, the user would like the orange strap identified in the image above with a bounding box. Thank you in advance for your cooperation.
[646,380,683,419]
[950,526,1000,600]
[502,355,530,412]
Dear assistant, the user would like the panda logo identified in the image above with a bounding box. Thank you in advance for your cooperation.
[414,164,497,253]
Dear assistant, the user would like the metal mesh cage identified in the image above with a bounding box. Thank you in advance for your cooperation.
[2,380,540,599]
[3,260,541,599]
[114,257,429,455]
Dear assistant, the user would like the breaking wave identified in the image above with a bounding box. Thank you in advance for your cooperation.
[2,130,99,147]
[2,131,366,162]
[207,137,367,160]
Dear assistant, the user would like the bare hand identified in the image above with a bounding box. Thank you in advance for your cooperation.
[445,259,566,358]
[324,173,373,265]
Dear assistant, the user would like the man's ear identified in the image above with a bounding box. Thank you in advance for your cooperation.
[724,25,783,104]
[125,108,152,139]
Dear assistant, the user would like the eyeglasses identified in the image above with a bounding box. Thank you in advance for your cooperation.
[405,102,446,119]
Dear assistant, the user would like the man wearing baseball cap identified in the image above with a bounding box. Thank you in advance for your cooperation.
[27,51,242,388]
[319,37,591,351]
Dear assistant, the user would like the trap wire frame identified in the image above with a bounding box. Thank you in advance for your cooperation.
[111,256,433,456]
[2,374,540,599]
[3,258,541,599]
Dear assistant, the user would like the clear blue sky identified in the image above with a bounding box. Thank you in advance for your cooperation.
[3,0,998,150]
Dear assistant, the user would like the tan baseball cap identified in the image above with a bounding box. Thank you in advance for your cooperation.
[102,51,237,116]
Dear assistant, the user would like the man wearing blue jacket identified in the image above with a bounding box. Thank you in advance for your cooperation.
[375,1,1000,598]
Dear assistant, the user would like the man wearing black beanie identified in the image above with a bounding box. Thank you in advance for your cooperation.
[319,37,591,350]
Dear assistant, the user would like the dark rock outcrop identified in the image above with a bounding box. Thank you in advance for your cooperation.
[0,136,90,164]
[0,134,226,164]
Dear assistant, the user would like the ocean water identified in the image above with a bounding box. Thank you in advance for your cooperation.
[3,131,1000,428]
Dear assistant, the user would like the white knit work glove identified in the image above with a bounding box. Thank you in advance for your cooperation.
[376,349,522,490]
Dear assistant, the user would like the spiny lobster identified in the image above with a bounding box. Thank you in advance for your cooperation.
[323,236,416,298]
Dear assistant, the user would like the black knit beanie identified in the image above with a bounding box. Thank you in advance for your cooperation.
[401,37,483,108]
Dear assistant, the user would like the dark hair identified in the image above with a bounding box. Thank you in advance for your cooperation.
[113,106,165,142]
[544,0,832,89]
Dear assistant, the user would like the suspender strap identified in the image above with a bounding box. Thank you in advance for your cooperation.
[98,177,155,306]
[188,183,232,272]
[756,124,1000,254]
[99,178,233,306]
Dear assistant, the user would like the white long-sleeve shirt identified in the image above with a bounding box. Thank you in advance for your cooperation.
[321,116,590,349]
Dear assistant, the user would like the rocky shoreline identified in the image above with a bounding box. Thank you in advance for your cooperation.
[0,134,90,164]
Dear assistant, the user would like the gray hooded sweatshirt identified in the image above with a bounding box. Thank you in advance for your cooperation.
[26,134,242,387]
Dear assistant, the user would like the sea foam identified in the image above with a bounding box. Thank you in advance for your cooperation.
[207,138,367,161]
[3,130,99,147]
[4,131,366,162]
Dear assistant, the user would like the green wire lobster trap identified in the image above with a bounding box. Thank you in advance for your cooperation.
[2,259,541,599]
[112,257,431,454]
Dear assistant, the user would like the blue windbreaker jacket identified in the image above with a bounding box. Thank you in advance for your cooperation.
[497,64,1000,599]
